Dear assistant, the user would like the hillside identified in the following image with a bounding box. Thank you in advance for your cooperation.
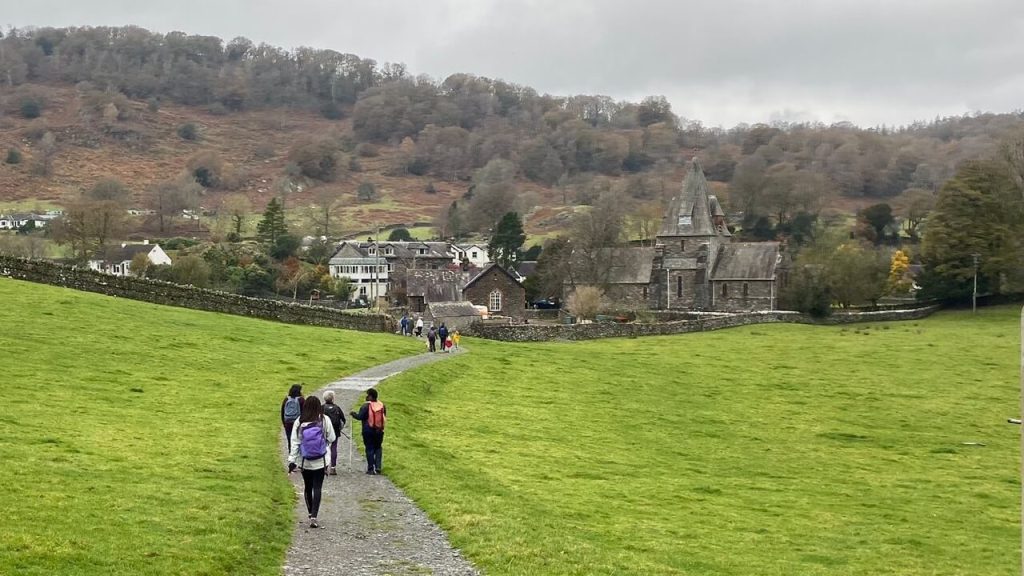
[1,26,1023,247]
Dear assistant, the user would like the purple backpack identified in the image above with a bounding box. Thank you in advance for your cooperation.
[299,422,327,460]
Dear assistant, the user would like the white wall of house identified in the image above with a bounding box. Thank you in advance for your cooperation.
[453,245,490,267]
[329,260,389,301]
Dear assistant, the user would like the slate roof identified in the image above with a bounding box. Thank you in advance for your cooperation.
[463,263,522,290]
[710,243,781,280]
[426,301,482,318]
[659,158,725,237]
[406,268,470,301]
[569,247,655,285]
[103,244,156,263]
[515,260,537,278]
[329,241,453,263]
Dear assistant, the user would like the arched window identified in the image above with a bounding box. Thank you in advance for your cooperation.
[489,290,502,312]
[721,283,728,298]
[676,276,683,297]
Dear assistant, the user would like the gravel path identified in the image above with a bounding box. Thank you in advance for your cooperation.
[282,349,480,576]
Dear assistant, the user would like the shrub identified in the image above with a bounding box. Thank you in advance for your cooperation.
[347,157,362,172]
[20,99,41,119]
[177,123,200,141]
[287,139,339,181]
[357,181,377,202]
[425,182,437,194]
[5,148,22,165]
[387,227,413,241]
[253,142,275,160]
[187,151,225,188]
[147,97,160,113]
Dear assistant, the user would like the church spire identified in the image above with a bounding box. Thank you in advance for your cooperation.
[658,157,721,237]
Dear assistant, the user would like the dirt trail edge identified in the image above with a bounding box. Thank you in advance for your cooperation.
[282,349,480,576]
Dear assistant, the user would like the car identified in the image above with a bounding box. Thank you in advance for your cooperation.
[531,299,560,309]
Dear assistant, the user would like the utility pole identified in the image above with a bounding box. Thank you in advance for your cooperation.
[972,253,980,314]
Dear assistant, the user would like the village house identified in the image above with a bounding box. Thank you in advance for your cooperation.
[405,268,470,313]
[451,243,490,268]
[328,240,454,303]
[462,263,526,321]
[0,213,52,230]
[87,241,172,277]
[566,158,783,312]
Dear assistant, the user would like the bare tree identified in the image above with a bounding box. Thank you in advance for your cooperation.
[566,286,606,321]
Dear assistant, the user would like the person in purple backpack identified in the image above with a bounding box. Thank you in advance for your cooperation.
[288,396,336,528]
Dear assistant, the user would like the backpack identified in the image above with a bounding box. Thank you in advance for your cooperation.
[283,396,301,421]
[299,422,328,460]
[323,402,345,436]
[367,401,386,430]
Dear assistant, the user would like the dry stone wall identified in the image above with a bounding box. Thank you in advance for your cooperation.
[467,306,942,342]
[0,256,392,333]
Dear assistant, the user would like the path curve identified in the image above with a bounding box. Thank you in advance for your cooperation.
[282,350,480,576]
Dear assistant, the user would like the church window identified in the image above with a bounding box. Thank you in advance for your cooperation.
[721,283,728,298]
[676,276,683,297]
[642,286,648,299]
[680,239,685,251]
[489,290,502,312]
[743,283,749,298]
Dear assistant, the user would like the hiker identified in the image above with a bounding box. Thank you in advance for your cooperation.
[444,333,453,353]
[427,325,437,352]
[414,316,423,337]
[437,323,448,351]
[288,396,336,528]
[281,384,304,451]
[350,388,387,475]
[322,390,347,475]
[399,314,409,336]
[452,329,461,350]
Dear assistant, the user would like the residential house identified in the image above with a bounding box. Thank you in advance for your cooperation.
[452,244,490,268]
[87,241,172,276]
[328,241,454,303]
[0,213,50,230]
[462,263,526,321]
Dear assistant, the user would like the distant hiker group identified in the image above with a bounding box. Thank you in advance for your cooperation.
[282,383,387,528]
[398,313,459,353]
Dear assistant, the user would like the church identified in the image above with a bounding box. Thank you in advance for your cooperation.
[569,158,785,312]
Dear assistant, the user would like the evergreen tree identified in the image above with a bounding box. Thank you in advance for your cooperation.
[487,212,526,269]
[257,197,288,246]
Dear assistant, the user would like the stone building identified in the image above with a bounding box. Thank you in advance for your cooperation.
[567,158,783,312]
[462,263,526,321]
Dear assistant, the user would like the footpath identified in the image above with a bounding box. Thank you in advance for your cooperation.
[282,350,480,576]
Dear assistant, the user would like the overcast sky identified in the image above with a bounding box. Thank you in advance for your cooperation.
[5,0,1024,127]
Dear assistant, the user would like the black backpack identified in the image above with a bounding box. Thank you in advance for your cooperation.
[323,402,345,436]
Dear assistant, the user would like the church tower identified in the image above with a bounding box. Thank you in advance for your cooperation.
[652,158,731,309]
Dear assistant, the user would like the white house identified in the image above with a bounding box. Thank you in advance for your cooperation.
[0,213,50,230]
[87,241,172,276]
[452,244,490,268]
[327,241,390,302]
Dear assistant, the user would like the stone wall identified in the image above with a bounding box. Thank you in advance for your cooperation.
[466,306,942,342]
[0,256,393,333]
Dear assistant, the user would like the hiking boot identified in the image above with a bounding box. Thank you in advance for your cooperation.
[310,517,318,528]
[365,469,376,475]
[329,467,337,475]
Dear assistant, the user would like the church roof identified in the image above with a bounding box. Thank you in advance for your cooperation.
[710,243,781,280]
[659,158,728,237]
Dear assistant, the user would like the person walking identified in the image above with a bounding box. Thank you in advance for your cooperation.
[281,384,304,452]
[452,329,461,350]
[414,316,424,337]
[288,396,336,528]
[321,390,347,475]
[350,388,387,475]
[399,314,409,336]
[437,323,448,353]
[427,325,437,352]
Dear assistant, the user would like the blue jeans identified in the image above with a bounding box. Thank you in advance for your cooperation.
[363,430,384,472]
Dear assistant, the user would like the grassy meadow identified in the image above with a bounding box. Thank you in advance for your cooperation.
[383,306,1022,575]
[0,278,422,576]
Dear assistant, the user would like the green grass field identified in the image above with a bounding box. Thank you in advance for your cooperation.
[0,278,422,576]
[383,307,1022,575]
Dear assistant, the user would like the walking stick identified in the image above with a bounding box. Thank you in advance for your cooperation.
[349,418,353,470]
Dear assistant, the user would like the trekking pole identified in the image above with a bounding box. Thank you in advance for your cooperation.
[348,418,353,470]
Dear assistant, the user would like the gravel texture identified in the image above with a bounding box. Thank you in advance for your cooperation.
[282,350,480,576]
